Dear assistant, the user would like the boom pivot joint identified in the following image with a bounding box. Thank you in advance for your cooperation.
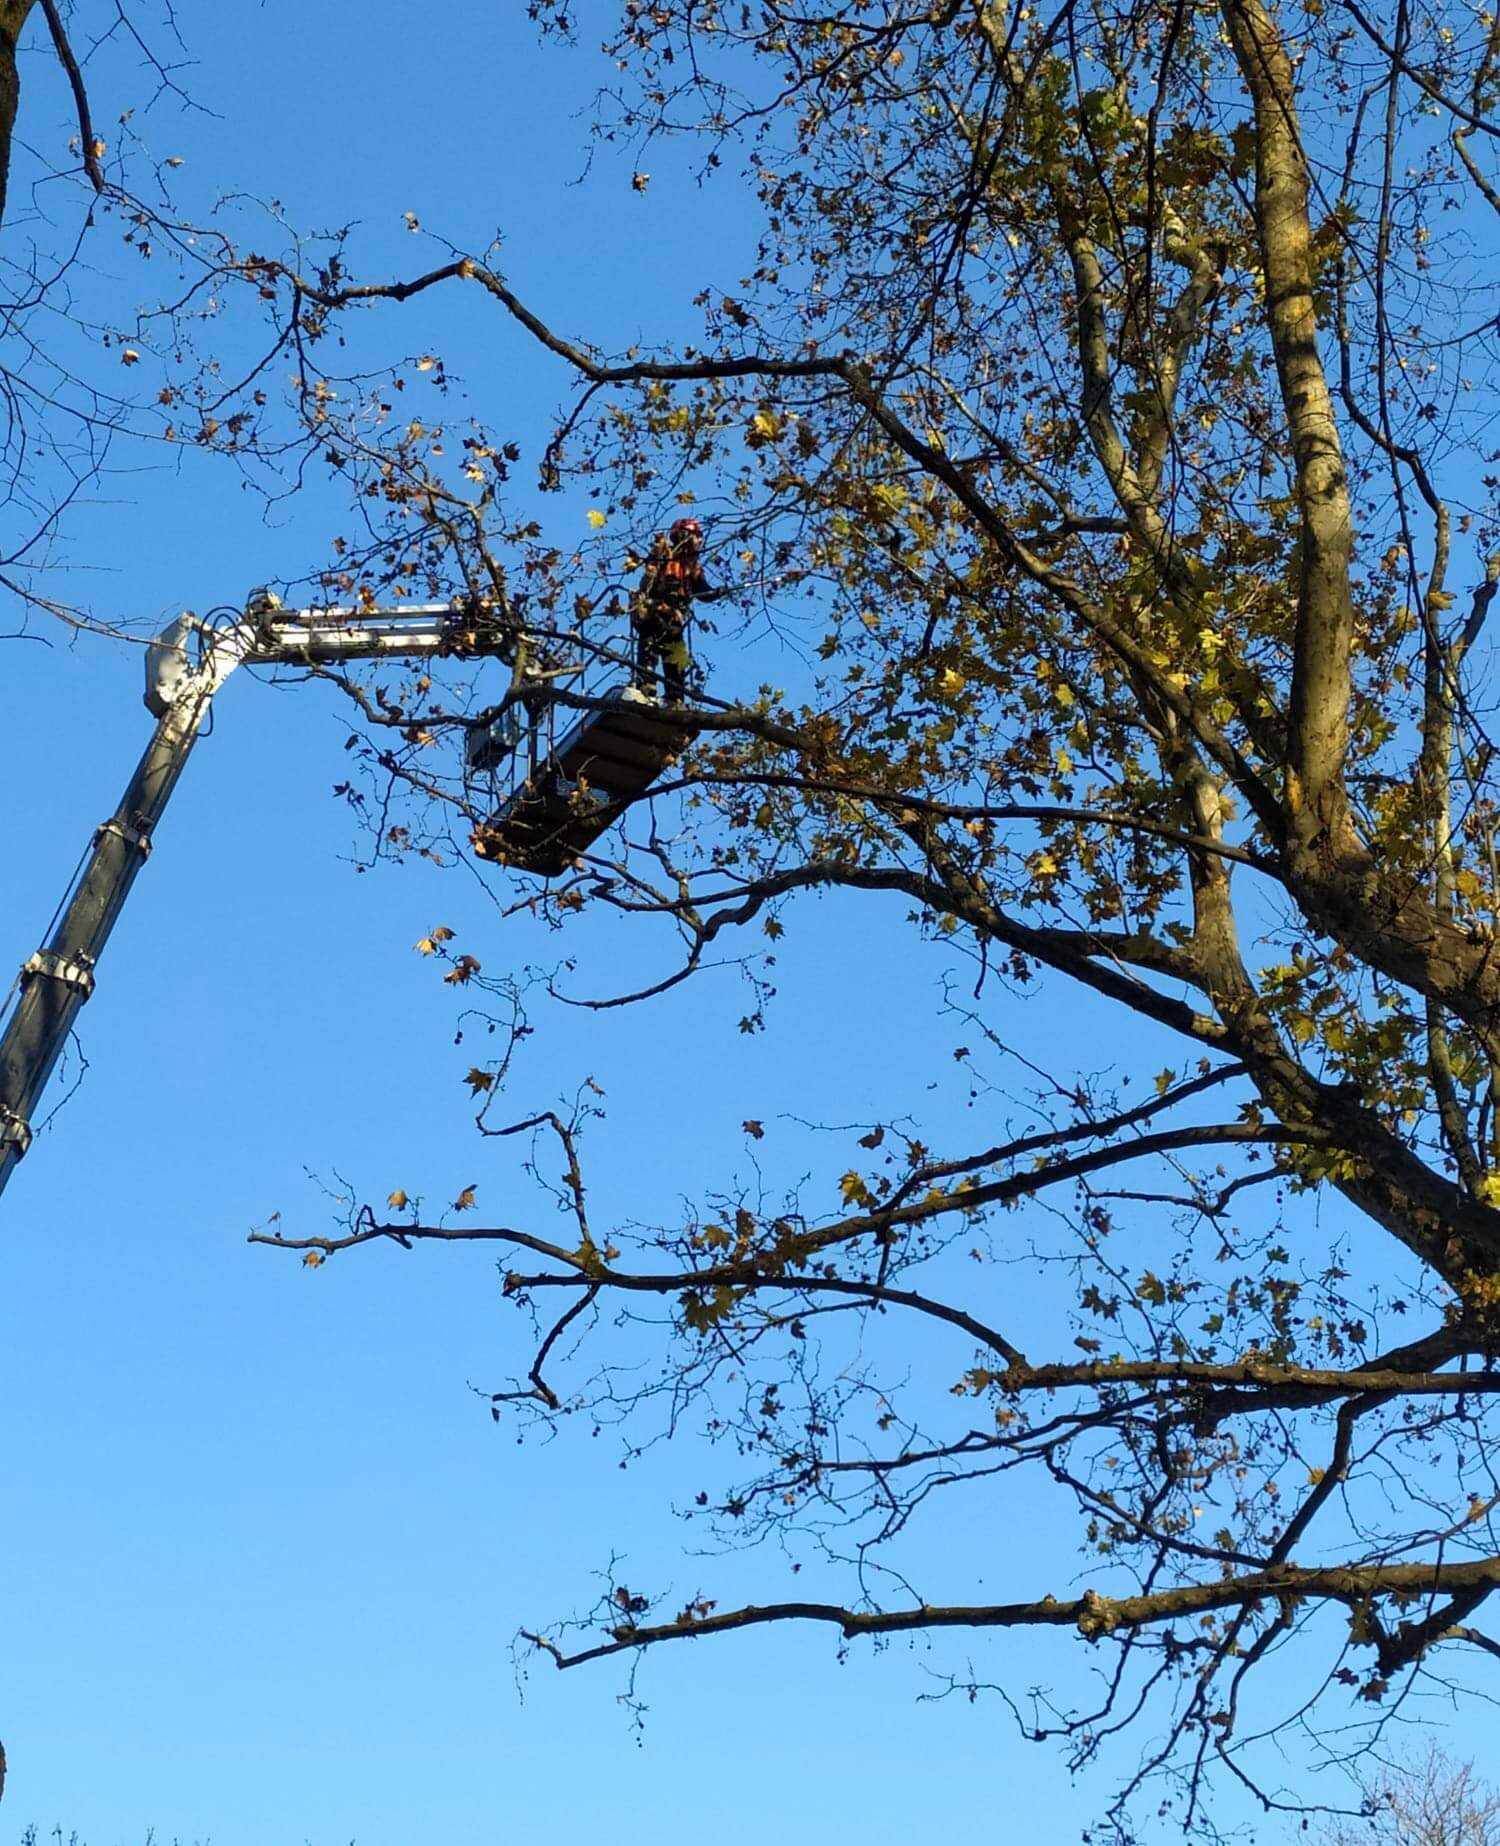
[21,950,96,999]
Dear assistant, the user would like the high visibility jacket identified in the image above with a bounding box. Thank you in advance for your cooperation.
[635,538,719,625]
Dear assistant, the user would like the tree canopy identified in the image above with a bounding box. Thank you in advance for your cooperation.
[0,2,241,642]
[23,0,1500,1834]
[1319,1748,1500,1846]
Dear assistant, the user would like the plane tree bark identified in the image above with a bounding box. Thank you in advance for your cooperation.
[0,0,37,227]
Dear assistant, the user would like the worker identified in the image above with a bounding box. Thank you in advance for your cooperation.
[629,517,724,702]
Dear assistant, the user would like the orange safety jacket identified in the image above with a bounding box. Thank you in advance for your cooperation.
[635,539,718,625]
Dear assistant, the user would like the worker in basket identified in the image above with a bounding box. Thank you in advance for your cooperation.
[629,517,724,703]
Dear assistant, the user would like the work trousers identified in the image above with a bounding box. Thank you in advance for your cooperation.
[633,616,691,702]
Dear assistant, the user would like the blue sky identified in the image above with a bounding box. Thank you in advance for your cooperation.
[0,3,1492,1841]
[0,9,1103,1840]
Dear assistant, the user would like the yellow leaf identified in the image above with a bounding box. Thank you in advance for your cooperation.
[415,355,437,372]
[416,937,437,955]
[121,348,141,366]
[303,1251,325,1268]
[388,1189,409,1210]
[432,925,454,942]
[453,1185,477,1212]
[839,1170,874,1208]
[587,509,608,529]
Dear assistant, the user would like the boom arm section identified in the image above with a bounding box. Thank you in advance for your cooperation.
[0,599,510,1202]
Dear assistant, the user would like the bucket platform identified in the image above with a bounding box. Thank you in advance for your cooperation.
[472,692,700,875]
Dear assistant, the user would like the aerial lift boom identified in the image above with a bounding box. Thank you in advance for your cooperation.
[0,599,504,1201]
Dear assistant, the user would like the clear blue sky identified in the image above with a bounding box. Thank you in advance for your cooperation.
[0,5,1486,1842]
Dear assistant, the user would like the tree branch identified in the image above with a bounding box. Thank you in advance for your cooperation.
[526,1555,1500,1670]
[38,0,103,194]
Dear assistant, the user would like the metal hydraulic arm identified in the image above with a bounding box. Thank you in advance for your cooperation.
[0,599,507,1202]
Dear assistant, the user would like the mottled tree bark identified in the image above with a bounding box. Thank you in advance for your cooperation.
[0,2,39,231]
[1220,0,1359,848]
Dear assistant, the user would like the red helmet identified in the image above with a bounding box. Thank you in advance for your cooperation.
[669,518,703,545]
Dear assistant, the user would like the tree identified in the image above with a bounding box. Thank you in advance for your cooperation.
[104,0,1500,1831]
[0,2,140,626]
[0,4,302,646]
[1320,1748,1500,1846]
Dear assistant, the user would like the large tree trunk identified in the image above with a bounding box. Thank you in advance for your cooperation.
[0,1,39,230]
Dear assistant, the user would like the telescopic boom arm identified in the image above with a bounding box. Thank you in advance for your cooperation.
[0,598,509,1202]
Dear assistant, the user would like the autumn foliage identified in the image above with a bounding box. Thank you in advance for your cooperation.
[199,0,1500,1831]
